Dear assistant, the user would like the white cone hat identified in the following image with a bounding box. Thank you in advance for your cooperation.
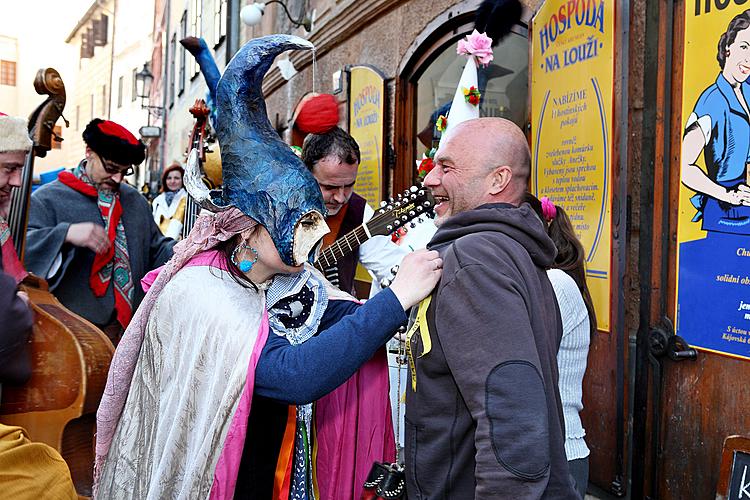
[441,56,480,139]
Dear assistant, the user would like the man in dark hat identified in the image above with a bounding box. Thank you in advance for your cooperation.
[25,119,175,343]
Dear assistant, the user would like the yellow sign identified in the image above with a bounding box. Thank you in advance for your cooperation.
[349,66,385,211]
[675,5,750,360]
[531,0,615,331]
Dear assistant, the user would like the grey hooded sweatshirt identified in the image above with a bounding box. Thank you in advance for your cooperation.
[405,202,579,499]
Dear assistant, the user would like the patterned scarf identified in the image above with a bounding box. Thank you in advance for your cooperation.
[0,214,27,284]
[58,162,133,328]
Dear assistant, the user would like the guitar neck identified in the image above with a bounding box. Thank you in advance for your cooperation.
[315,223,371,270]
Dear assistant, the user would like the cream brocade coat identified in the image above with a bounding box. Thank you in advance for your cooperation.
[96,266,264,499]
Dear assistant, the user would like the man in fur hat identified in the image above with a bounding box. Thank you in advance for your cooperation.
[0,112,78,499]
[25,119,175,343]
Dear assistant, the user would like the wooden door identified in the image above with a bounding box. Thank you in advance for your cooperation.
[641,0,750,498]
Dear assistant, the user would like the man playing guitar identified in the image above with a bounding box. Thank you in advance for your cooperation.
[302,125,406,298]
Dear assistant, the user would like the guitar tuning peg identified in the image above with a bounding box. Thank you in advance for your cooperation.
[423,201,431,208]
[387,224,393,231]
[401,215,408,222]
[394,220,401,226]
[387,205,393,211]
[409,210,415,216]
[411,194,417,200]
[416,206,423,212]
[389,197,394,203]
[380,200,387,207]
[396,193,403,200]
[410,186,418,193]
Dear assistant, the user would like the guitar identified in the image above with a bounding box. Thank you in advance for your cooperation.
[313,185,435,273]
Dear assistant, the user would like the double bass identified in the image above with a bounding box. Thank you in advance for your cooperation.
[181,98,221,237]
[0,68,114,497]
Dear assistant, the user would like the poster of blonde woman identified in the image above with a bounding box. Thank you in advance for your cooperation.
[677,5,750,360]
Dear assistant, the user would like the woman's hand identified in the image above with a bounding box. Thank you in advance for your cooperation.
[720,183,750,206]
[389,249,442,310]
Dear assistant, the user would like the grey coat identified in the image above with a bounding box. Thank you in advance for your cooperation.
[406,203,579,500]
[25,178,175,326]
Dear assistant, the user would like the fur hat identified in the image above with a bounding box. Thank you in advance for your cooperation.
[0,113,33,153]
[83,119,146,165]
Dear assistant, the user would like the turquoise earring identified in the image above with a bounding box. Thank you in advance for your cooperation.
[232,243,258,272]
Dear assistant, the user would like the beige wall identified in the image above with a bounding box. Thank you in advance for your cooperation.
[160,0,228,179]
[0,2,86,174]
[0,36,20,117]
[65,0,116,168]
[110,0,156,188]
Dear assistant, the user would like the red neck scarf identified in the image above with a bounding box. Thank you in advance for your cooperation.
[0,214,27,284]
[58,166,133,327]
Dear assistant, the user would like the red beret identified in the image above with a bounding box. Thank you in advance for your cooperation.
[294,94,339,135]
[83,119,145,165]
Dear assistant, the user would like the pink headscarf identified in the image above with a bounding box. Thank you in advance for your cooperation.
[94,208,257,487]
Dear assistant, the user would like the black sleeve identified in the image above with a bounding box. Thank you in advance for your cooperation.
[0,272,33,385]
[254,288,406,404]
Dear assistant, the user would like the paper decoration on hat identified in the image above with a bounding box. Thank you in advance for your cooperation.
[0,114,32,153]
[441,30,494,139]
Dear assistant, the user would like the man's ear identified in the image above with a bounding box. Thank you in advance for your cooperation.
[488,165,513,195]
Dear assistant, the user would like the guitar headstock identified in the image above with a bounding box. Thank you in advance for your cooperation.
[367,185,436,237]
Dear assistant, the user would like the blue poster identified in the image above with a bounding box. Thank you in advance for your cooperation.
[677,6,750,360]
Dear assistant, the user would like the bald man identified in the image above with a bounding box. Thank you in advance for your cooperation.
[405,118,579,498]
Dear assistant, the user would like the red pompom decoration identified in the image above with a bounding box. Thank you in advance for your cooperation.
[294,94,340,135]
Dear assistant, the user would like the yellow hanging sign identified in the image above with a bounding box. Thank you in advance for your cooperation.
[530,0,615,332]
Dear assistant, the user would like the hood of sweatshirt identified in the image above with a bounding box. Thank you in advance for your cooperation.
[427,202,557,268]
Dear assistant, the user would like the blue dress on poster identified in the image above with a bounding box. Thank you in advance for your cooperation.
[686,74,750,233]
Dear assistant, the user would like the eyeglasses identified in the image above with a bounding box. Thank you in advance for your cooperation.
[98,154,134,176]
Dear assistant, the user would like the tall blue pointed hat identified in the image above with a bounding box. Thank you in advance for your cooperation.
[184,34,326,266]
[181,37,220,127]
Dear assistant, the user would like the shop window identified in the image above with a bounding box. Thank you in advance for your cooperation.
[414,31,529,156]
[396,7,529,192]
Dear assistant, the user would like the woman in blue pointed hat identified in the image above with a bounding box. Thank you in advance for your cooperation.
[93,35,442,499]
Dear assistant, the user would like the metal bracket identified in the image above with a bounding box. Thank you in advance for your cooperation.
[649,319,697,362]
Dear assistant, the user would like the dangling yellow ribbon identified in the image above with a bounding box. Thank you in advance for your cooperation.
[405,295,432,391]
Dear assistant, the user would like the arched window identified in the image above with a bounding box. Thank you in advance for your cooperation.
[395,1,530,191]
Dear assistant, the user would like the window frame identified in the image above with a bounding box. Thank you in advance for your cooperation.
[394,7,529,193]
[0,60,17,86]
[213,0,227,48]
[179,10,187,95]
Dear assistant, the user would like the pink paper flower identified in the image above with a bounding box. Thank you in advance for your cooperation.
[457,30,494,67]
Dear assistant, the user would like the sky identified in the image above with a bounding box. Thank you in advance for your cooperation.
[0,0,94,40]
